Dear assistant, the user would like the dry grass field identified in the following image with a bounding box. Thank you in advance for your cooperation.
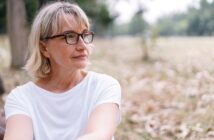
[1,36,214,140]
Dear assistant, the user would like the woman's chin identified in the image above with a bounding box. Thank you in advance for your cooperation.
[74,62,88,69]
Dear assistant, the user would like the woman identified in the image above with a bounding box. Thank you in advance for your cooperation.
[4,2,121,140]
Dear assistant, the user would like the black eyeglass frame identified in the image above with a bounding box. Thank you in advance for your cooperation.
[41,30,94,45]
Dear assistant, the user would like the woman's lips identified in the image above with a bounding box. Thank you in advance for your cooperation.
[72,55,87,60]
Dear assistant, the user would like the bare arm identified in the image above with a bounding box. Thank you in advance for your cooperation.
[76,103,120,140]
[4,115,33,140]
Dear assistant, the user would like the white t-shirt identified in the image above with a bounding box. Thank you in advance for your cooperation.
[4,71,121,140]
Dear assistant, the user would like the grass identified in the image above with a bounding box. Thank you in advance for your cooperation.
[1,36,214,140]
[91,36,214,140]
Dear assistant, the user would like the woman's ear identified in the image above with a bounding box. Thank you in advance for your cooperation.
[39,41,50,58]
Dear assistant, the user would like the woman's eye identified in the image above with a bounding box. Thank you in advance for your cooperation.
[67,34,76,39]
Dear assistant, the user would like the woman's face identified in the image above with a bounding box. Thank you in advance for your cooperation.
[40,15,92,73]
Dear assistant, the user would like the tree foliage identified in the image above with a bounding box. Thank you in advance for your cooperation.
[0,0,6,33]
[112,9,148,36]
[0,0,114,35]
[76,0,114,36]
[155,0,214,36]
[129,10,148,35]
[156,14,188,36]
[187,0,214,35]
[24,0,39,25]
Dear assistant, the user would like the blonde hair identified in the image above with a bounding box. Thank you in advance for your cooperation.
[24,2,90,79]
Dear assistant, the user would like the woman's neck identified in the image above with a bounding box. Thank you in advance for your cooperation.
[35,69,87,93]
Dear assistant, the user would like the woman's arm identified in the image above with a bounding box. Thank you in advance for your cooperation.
[4,115,33,140]
[77,103,119,140]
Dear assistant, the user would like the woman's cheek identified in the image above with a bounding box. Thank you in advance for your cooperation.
[88,44,93,55]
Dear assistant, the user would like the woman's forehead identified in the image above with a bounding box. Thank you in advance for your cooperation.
[58,14,87,33]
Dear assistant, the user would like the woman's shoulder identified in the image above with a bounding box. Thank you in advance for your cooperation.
[8,81,33,97]
[89,71,120,85]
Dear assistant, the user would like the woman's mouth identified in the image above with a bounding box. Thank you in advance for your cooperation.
[72,55,87,60]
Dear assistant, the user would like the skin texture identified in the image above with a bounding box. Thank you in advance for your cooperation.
[4,15,119,140]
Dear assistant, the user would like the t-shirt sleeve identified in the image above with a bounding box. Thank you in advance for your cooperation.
[4,88,30,120]
[94,76,121,109]
[93,76,122,124]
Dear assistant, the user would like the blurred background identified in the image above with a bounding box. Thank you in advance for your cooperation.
[0,0,214,139]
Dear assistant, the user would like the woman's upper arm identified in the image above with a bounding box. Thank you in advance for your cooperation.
[83,103,120,140]
[4,115,33,140]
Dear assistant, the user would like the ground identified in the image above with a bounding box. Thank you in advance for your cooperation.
[1,36,214,140]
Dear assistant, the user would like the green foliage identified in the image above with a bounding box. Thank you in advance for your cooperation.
[24,0,39,25]
[0,0,114,36]
[0,0,38,33]
[112,9,148,36]
[0,0,6,33]
[77,0,114,36]
[111,23,130,36]
[156,14,188,36]
[129,11,148,35]
[76,0,114,35]
[95,4,113,26]
[155,0,214,36]
[187,0,214,35]
[76,0,98,17]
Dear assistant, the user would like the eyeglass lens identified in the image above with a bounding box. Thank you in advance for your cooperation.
[66,32,93,45]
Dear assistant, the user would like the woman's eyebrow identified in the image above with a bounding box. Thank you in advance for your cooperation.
[61,29,88,34]
[62,30,76,34]
[81,29,89,33]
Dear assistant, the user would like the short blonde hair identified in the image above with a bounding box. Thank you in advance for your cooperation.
[24,2,90,79]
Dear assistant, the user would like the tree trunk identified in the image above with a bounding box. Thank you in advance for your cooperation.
[6,0,28,68]
[141,38,150,61]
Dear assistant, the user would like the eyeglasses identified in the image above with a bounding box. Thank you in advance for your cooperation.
[41,30,94,45]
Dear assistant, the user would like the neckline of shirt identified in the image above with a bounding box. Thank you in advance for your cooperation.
[28,71,92,96]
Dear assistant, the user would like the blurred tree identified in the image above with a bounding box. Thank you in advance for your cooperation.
[133,9,150,61]
[0,76,4,95]
[92,4,114,36]
[155,14,188,36]
[38,0,115,36]
[76,0,114,36]
[38,0,52,7]
[0,0,6,33]
[7,0,29,68]
[129,3,151,61]
[2,0,114,35]
[187,0,214,35]
[111,23,130,36]
[25,0,39,25]
[129,9,147,35]
[155,0,214,36]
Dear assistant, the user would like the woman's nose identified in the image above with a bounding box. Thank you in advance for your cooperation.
[76,37,87,50]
